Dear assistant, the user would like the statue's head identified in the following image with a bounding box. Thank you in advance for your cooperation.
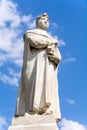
[36,13,50,30]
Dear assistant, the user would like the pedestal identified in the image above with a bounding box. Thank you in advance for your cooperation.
[8,115,59,130]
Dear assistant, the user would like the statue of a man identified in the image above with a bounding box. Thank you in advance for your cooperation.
[15,13,61,122]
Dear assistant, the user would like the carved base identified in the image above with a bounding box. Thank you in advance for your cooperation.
[8,115,59,130]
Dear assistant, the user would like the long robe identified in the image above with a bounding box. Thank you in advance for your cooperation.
[15,29,61,121]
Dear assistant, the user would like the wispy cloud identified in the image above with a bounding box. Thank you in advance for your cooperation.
[59,118,87,130]
[0,0,35,67]
[58,39,66,46]
[63,98,76,105]
[0,68,20,87]
[62,57,76,64]
[0,116,8,130]
[8,67,20,78]
[50,22,59,30]
[0,72,18,86]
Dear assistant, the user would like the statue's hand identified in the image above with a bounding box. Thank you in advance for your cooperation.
[47,43,61,65]
[47,45,55,54]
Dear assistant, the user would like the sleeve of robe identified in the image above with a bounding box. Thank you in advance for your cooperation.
[24,32,50,49]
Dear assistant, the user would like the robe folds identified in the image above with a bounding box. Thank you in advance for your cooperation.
[15,29,61,121]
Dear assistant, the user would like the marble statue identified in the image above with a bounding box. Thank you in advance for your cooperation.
[15,13,61,122]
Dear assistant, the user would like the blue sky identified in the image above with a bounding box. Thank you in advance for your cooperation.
[0,0,87,130]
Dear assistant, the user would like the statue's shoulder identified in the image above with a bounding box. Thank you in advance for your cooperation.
[23,29,54,41]
[23,29,36,39]
[24,29,37,34]
[24,29,44,34]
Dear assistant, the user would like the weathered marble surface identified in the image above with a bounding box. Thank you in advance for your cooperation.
[15,13,61,122]
[8,115,59,130]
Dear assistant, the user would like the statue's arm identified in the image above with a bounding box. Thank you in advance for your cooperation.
[24,32,51,49]
[47,45,62,65]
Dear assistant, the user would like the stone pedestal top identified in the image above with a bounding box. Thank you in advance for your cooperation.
[8,115,59,130]
[12,115,56,125]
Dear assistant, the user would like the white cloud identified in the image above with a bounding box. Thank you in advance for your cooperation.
[50,22,58,29]
[0,0,20,28]
[27,20,36,29]
[8,67,20,78]
[0,68,20,86]
[0,0,35,67]
[58,39,66,46]
[62,57,76,64]
[21,15,36,29]
[64,98,76,105]
[0,116,8,130]
[0,72,18,86]
[59,118,87,130]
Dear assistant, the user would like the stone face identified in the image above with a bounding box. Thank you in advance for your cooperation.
[36,13,49,30]
[8,115,59,130]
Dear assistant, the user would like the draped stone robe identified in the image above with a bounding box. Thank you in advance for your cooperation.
[15,29,61,121]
